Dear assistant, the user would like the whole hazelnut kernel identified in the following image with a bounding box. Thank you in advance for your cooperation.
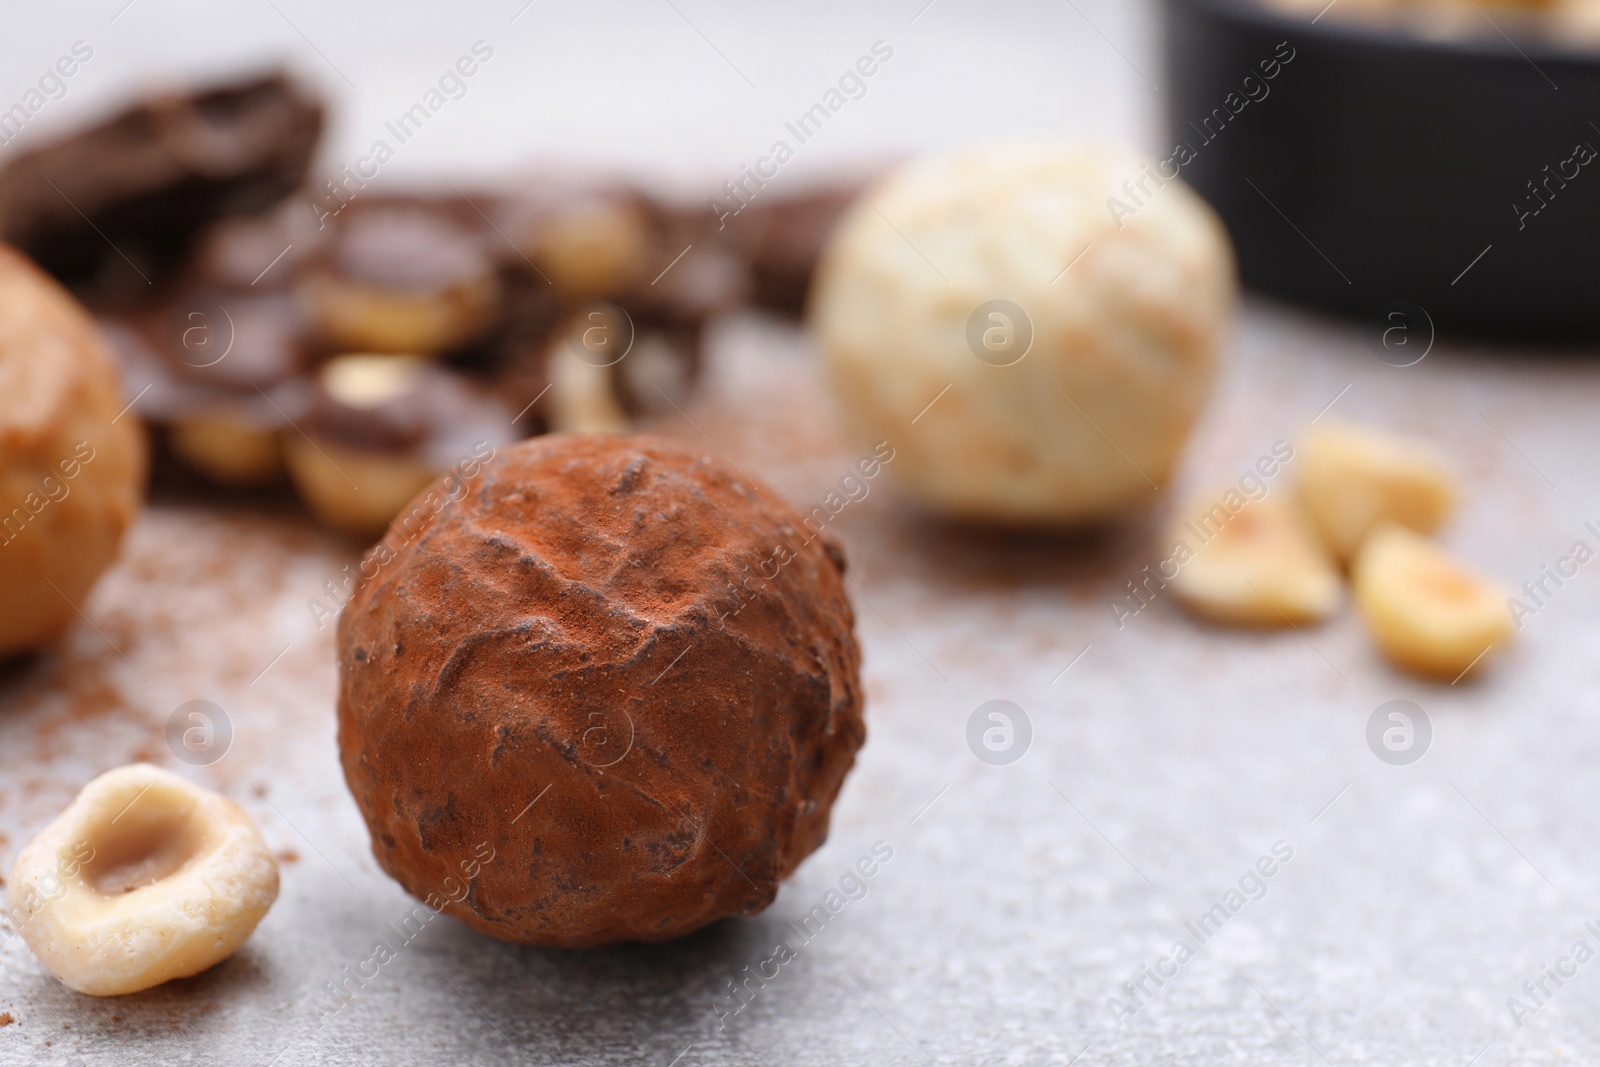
[6,764,280,996]
[336,433,865,947]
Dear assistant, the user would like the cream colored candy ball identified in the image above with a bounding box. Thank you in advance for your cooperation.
[6,764,279,996]
[812,143,1235,525]
[0,244,145,656]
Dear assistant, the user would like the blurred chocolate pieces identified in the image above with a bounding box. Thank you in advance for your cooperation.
[0,67,862,536]
[0,72,321,299]
[722,186,855,317]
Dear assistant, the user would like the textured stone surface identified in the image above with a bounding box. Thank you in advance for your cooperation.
[3,2,1599,1061]
[336,433,864,946]
[1,307,1599,1066]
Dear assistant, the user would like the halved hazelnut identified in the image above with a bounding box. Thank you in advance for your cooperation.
[168,411,284,486]
[301,208,500,355]
[6,764,278,996]
[283,436,439,537]
[1168,495,1342,626]
[283,354,511,537]
[1353,524,1512,680]
[1295,421,1458,562]
[525,196,652,299]
[282,355,439,537]
[546,313,631,434]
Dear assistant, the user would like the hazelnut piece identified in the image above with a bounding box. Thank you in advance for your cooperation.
[1168,495,1341,626]
[1353,525,1511,680]
[525,196,652,299]
[168,412,284,487]
[301,208,500,355]
[1295,421,1458,563]
[6,764,279,996]
[283,354,512,538]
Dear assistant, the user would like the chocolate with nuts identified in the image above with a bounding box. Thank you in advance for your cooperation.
[0,69,864,538]
[0,72,321,297]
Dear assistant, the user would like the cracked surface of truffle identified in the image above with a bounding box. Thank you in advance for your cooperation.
[336,433,865,946]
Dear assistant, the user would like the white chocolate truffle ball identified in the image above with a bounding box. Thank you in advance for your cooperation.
[812,142,1235,525]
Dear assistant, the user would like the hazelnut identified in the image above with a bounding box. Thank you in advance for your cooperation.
[168,412,283,487]
[524,196,652,299]
[1353,524,1511,679]
[1168,495,1341,626]
[1295,421,1458,563]
[811,142,1234,525]
[97,289,305,488]
[0,244,146,658]
[546,311,632,434]
[283,435,439,538]
[547,353,630,434]
[336,434,865,946]
[283,354,512,538]
[301,208,500,355]
[6,764,279,996]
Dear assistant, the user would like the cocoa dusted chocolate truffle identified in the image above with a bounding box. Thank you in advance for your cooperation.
[335,433,865,946]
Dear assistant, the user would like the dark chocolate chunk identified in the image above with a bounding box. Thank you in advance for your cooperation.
[722,186,854,317]
[0,72,322,294]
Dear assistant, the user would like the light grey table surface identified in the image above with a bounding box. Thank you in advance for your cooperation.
[3,3,1600,1066]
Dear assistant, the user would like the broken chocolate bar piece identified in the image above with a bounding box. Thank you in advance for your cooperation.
[185,206,321,292]
[723,186,854,317]
[98,288,310,487]
[0,71,321,297]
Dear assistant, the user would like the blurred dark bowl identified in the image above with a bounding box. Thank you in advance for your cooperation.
[1161,0,1600,343]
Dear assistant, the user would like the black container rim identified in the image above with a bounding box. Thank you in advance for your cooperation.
[1178,0,1600,70]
